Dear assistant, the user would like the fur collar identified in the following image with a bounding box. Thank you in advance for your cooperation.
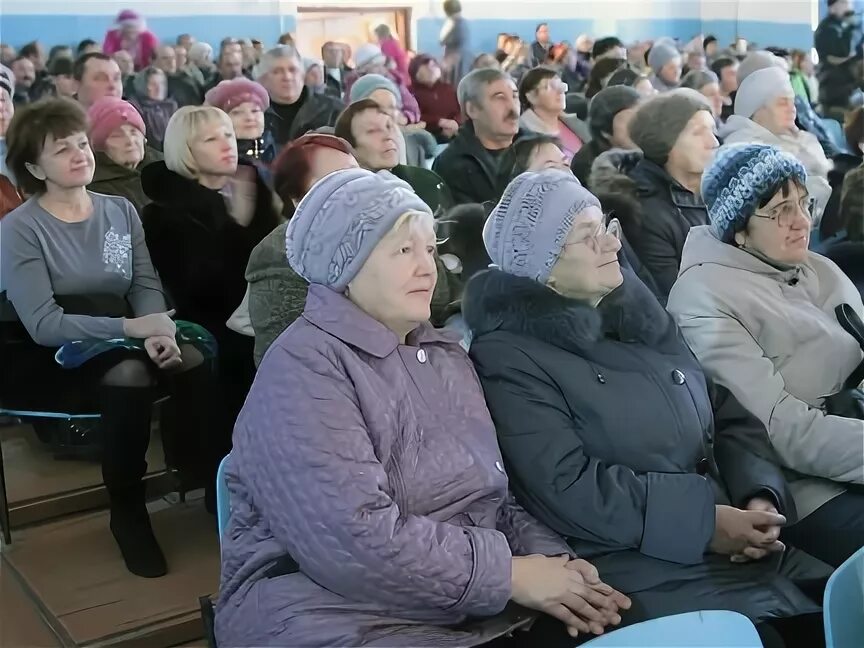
[463,267,674,353]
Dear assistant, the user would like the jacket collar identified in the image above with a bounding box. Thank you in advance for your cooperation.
[629,158,705,209]
[92,147,161,183]
[463,267,673,353]
[302,283,461,358]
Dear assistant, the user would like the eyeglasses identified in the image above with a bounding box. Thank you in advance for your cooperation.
[563,217,622,253]
[752,196,814,228]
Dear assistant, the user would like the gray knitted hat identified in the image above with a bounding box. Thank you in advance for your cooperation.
[629,89,712,165]
[648,39,681,74]
[588,85,641,142]
[286,168,433,291]
[736,50,782,85]
[680,69,719,91]
[483,169,601,284]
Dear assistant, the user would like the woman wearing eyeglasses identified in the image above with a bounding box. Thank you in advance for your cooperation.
[668,143,864,569]
[463,169,826,647]
[518,67,590,161]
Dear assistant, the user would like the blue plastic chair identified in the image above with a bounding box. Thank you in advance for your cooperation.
[824,545,864,648]
[216,454,231,542]
[583,611,762,647]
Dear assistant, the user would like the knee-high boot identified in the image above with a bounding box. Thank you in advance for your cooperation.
[99,384,167,578]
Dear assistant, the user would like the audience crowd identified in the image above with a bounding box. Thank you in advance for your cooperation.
[1,1,864,646]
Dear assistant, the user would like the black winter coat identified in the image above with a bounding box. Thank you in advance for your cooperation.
[464,268,823,625]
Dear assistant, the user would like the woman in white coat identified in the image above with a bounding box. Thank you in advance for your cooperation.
[667,143,864,568]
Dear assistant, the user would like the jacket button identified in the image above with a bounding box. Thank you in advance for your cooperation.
[416,349,427,363]
[672,369,686,385]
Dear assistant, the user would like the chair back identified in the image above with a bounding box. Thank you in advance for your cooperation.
[216,454,231,542]
[583,611,762,647]
[824,545,864,648]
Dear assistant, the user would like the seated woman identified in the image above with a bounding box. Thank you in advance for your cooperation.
[141,106,280,436]
[409,54,462,143]
[502,134,570,179]
[129,67,177,152]
[204,77,269,164]
[216,168,630,648]
[463,169,826,647]
[87,97,162,215]
[719,66,832,227]
[519,67,590,160]
[1,99,217,578]
[679,69,723,124]
[668,143,864,568]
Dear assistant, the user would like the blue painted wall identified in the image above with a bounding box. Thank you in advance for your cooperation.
[699,20,816,51]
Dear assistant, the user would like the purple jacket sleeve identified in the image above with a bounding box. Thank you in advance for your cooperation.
[399,83,421,123]
[497,492,576,558]
[232,341,513,617]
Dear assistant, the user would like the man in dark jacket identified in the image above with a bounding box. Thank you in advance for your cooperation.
[258,45,345,164]
[815,0,863,119]
[531,23,552,66]
[599,90,717,301]
[152,44,202,107]
[321,41,352,99]
[433,67,521,205]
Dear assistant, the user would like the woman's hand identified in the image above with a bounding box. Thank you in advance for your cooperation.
[123,310,176,340]
[438,118,460,138]
[710,505,786,559]
[144,335,183,370]
[730,497,785,563]
[511,555,627,638]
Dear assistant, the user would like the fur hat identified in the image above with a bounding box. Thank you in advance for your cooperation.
[205,78,270,112]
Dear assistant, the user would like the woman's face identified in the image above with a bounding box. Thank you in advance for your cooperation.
[735,181,812,265]
[347,215,438,337]
[368,88,400,120]
[228,101,265,140]
[634,78,656,98]
[529,75,567,114]
[548,207,623,302]
[660,57,683,85]
[528,142,569,171]
[33,130,95,189]
[146,71,167,101]
[189,118,238,177]
[416,61,441,85]
[754,94,797,134]
[104,124,145,168]
[700,81,723,119]
[304,65,324,88]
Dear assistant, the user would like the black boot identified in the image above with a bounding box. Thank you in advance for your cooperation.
[100,384,167,578]
[161,363,228,516]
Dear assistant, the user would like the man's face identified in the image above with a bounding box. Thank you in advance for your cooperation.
[832,0,850,16]
[352,109,400,171]
[719,63,739,94]
[536,25,550,44]
[468,78,520,141]
[78,58,123,108]
[12,58,35,90]
[262,55,305,104]
[155,46,178,75]
[322,44,343,68]
[219,52,244,80]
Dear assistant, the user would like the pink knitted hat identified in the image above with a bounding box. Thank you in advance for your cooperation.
[116,9,145,30]
[87,97,146,151]
[204,78,270,113]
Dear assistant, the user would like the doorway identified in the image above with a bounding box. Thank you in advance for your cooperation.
[295,6,412,64]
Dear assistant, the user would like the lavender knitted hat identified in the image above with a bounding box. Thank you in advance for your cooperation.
[286,168,433,291]
[483,169,601,283]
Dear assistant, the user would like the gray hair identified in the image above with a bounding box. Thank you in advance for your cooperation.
[680,69,719,91]
[256,45,304,79]
[188,42,213,66]
[457,67,511,112]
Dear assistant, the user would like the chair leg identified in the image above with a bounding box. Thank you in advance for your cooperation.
[0,433,12,545]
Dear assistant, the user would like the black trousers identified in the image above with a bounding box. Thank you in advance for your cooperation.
[782,489,864,568]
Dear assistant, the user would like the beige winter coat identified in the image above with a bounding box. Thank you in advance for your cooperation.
[668,226,864,519]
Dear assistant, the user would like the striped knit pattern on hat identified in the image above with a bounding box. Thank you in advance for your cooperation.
[483,169,601,284]
[286,168,433,292]
[702,143,807,243]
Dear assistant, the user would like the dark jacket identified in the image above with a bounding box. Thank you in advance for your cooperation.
[531,41,550,66]
[263,88,345,162]
[411,80,462,140]
[130,97,178,151]
[88,147,162,215]
[464,267,822,624]
[570,138,603,185]
[432,121,513,205]
[140,160,280,348]
[590,150,708,302]
[167,72,203,107]
[391,164,454,215]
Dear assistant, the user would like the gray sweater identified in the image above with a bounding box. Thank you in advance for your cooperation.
[0,192,166,347]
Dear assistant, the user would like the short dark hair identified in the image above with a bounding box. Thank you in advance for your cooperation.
[76,39,98,56]
[710,56,737,78]
[443,0,462,17]
[592,37,624,60]
[6,98,89,195]
[518,66,559,110]
[536,23,548,34]
[586,59,628,99]
[19,41,41,59]
[272,133,354,205]
[334,98,385,146]
[48,45,72,61]
[74,52,112,81]
[703,35,718,49]
[503,133,562,181]
[607,67,640,88]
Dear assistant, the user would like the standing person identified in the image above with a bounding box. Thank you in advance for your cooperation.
[257,45,345,160]
[440,0,471,86]
[375,24,410,86]
[216,167,630,648]
[433,68,521,205]
[321,41,350,98]
[2,99,218,578]
[409,54,462,142]
[815,0,862,121]
[531,23,552,66]
[141,106,280,429]
[102,9,159,71]
[518,67,590,160]
[648,38,683,92]
[129,67,177,152]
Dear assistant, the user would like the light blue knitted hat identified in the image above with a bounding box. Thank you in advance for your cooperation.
[483,169,601,283]
[286,168,433,291]
[702,143,807,243]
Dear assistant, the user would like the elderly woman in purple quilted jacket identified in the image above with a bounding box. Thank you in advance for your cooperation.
[215,168,630,647]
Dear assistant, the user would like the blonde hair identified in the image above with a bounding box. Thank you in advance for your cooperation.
[390,210,436,239]
[163,105,234,179]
